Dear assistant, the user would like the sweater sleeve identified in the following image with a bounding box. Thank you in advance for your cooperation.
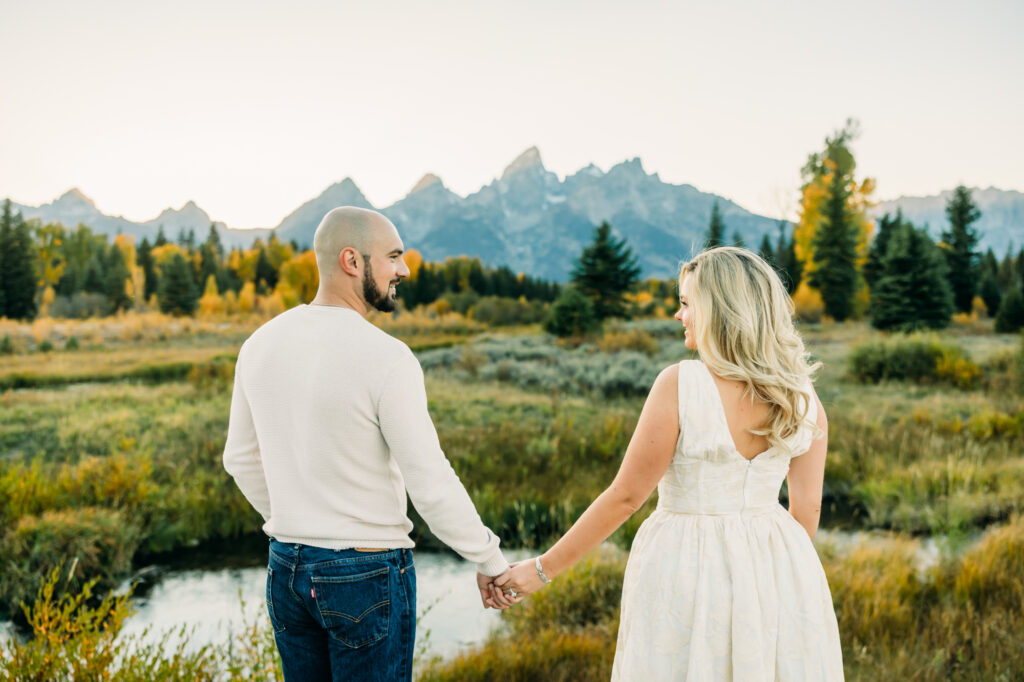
[378,351,509,576]
[223,352,272,521]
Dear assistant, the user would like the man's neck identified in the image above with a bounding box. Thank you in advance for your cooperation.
[310,292,368,318]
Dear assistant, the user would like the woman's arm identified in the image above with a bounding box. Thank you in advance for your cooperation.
[495,365,681,596]
[786,391,828,541]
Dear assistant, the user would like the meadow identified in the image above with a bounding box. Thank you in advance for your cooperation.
[1,308,1023,680]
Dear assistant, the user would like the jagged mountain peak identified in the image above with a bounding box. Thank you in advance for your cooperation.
[56,187,96,207]
[408,173,444,195]
[501,146,545,179]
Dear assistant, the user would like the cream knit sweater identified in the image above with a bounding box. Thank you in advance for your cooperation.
[223,304,508,576]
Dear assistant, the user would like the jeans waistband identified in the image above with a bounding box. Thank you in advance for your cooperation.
[269,539,413,571]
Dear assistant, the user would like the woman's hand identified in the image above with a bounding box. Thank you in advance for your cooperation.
[493,558,546,600]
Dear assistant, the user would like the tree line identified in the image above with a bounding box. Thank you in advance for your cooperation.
[692,121,1024,334]
[0,200,560,322]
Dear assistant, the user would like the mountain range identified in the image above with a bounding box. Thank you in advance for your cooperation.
[7,148,1024,280]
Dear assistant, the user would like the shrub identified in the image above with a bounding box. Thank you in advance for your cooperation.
[544,287,599,338]
[64,335,80,350]
[995,286,1024,333]
[596,327,658,355]
[0,507,143,615]
[847,335,980,388]
[48,292,114,319]
[0,334,14,355]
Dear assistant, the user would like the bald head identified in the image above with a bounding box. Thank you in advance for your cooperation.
[313,207,397,278]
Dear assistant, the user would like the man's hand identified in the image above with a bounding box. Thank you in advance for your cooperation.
[476,572,516,609]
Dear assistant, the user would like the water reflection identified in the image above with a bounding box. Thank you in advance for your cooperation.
[119,545,531,664]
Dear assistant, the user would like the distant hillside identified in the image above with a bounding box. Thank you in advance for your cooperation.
[876,187,1024,256]
[9,153,1022,279]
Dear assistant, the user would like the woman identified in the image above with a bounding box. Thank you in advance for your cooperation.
[495,247,843,680]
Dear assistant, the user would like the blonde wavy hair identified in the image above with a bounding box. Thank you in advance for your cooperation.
[680,246,821,453]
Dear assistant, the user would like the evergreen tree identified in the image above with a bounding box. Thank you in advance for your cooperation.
[775,222,802,294]
[706,202,725,248]
[864,211,900,289]
[158,253,199,316]
[570,222,641,320]
[809,166,859,321]
[83,253,106,294]
[869,222,953,331]
[104,244,132,311]
[0,200,39,320]
[154,226,168,247]
[731,231,745,249]
[254,247,278,292]
[941,185,982,313]
[758,233,775,266]
[978,249,1001,316]
[994,286,1024,333]
[138,238,158,301]
[205,223,224,258]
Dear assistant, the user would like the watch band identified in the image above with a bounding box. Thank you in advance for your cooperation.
[535,556,551,584]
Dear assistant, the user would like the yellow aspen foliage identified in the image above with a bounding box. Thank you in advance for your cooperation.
[38,286,56,317]
[150,244,189,273]
[198,275,225,318]
[266,236,295,268]
[259,290,286,317]
[229,248,260,284]
[238,281,256,314]
[792,281,824,323]
[275,282,301,310]
[793,122,876,283]
[34,222,67,288]
[278,251,319,303]
[404,249,424,280]
[223,289,239,315]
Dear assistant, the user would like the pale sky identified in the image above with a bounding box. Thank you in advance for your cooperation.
[1,0,1021,229]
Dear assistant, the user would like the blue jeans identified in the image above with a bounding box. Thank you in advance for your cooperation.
[267,539,416,682]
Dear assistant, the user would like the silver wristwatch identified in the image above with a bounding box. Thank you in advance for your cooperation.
[535,556,551,584]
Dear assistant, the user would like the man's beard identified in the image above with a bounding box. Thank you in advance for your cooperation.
[362,259,398,312]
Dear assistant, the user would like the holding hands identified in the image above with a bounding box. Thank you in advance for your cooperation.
[477,556,553,609]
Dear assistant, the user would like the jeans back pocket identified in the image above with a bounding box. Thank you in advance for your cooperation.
[311,565,391,648]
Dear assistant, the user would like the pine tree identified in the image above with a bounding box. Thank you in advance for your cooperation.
[864,211,900,289]
[205,223,224,258]
[978,249,1001,316]
[154,226,168,247]
[775,222,801,294]
[706,202,725,248]
[254,247,278,293]
[994,286,1024,333]
[731,231,745,249]
[570,222,641,320]
[941,185,982,313]
[809,166,859,321]
[104,244,132,311]
[158,253,200,316]
[138,238,158,301]
[0,200,39,320]
[870,222,953,331]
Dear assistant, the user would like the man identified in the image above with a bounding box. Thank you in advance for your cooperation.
[223,206,512,681]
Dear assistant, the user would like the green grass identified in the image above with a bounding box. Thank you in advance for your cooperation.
[1,318,1023,676]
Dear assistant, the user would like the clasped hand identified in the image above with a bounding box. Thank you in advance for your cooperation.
[476,557,547,609]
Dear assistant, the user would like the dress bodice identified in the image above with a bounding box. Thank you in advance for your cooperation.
[657,360,817,516]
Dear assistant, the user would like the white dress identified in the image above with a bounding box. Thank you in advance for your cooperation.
[611,360,844,681]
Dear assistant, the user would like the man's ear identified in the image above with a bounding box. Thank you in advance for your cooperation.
[339,247,362,277]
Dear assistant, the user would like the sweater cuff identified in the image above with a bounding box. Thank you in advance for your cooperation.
[476,551,510,577]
